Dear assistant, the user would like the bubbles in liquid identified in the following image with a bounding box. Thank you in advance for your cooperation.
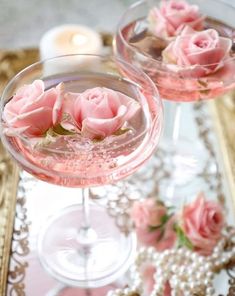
[9,72,155,187]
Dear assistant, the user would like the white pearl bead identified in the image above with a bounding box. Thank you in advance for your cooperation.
[206,271,214,280]
[170,264,178,273]
[123,288,131,294]
[213,259,221,267]
[231,236,235,244]
[188,281,197,290]
[191,252,199,260]
[147,246,155,254]
[184,291,192,296]
[204,262,213,270]
[178,265,186,274]
[163,249,170,257]
[203,278,211,286]
[206,286,215,296]
[166,256,176,266]
[211,252,219,260]
[198,256,205,264]
[231,248,235,255]
[195,271,203,280]
[212,246,220,255]
[191,261,199,270]
[179,281,187,290]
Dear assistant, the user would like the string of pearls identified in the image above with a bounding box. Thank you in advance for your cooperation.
[107,227,235,296]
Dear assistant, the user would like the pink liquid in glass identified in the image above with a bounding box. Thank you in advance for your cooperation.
[116,17,235,102]
[5,73,162,187]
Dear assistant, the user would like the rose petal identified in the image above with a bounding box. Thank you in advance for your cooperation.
[10,107,53,136]
[148,0,203,38]
[14,80,44,101]
[53,82,65,124]
[182,192,224,255]
[81,105,128,139]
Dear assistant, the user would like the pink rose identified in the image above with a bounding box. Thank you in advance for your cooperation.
[156,215,177,251]
[162,26,232,78]
[148,0,204,38]
[3,80,64,136]
[64,87,140,140]
[131,198,167,229]
[130,198,177,251]
[181,192,224,255]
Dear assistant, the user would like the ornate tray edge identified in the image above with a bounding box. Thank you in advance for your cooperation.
[0,156,19,296]
[210,99,235,203]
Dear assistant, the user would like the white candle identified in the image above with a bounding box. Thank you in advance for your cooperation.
[39,24,103,60]
[39,24,103,75]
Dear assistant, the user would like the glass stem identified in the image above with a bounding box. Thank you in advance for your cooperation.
[81,187,91,230]
[172,102,181,144]
[164,102,182,204]
[77,188,97,247]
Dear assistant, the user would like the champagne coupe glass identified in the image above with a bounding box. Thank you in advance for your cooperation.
[0,54,163,288]
[113,0,235,194]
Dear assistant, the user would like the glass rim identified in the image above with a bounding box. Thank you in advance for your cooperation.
[115,0,235,71]
[0,53,163,155]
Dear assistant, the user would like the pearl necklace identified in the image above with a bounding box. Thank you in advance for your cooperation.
[107,227,235,296]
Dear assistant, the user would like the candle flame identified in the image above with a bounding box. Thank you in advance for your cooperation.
[71,33,88,47]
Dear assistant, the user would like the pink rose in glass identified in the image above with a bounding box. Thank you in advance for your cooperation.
[130,198,177,251]
[3,80,64,136]
[64,87,140,140]
[162,26,232,78]
[181,192,224,256]
[148,0,204,38]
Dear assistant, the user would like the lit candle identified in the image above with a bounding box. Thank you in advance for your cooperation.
[39,24,103,60]
[39,25,103,75]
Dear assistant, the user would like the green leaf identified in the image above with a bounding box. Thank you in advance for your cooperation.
[197,79,211,96]
[156,228,165,242]
[174,224,194,250]
[113,128,130,136]
[197,79,208,88]
[92,136,104,143]
[161,213,171,225]
[148,225,162,232]
[156,200,165,207]
[52,124,76,136]
[148,213,173,232]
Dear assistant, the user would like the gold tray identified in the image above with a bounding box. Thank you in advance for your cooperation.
[211,95,235,202]
[0,47,235,295]
[0,49,39,296]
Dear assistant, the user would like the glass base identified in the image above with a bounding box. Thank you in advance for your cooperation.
[37,204,136,288]
[48,284,120,296]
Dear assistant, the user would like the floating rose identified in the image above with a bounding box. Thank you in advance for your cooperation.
[3,80,64,136]
[148,0,204,38]
[162,26,232,78]
[181,192,224,256]
[64,87,140,140]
